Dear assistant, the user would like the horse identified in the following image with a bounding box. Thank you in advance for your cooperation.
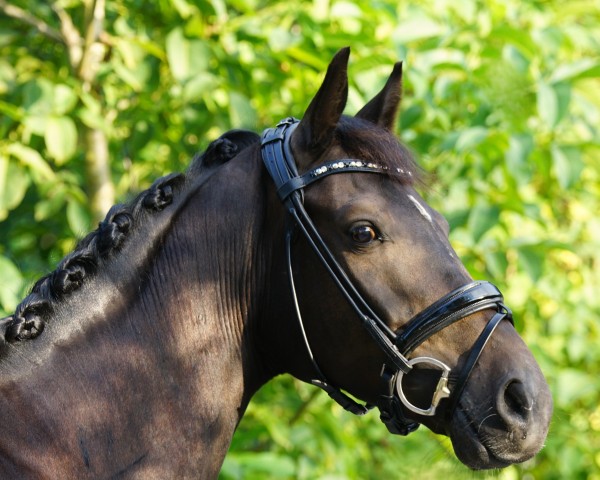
[0,48,552,478]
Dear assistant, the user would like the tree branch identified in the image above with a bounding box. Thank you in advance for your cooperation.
[78,0,106,85]
[79,0,114,220]
[85,128,115,220]
[0,0,63,43]
[49,3,83,70]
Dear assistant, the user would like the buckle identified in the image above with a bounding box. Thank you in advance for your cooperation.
[395,357,451,416]
[276,117,299,127]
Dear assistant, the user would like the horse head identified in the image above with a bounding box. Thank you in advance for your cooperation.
[263,48,552,469]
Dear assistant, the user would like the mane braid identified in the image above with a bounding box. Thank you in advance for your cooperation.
[0,135,244,347]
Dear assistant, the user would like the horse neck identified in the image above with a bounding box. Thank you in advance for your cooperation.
[0,150,270,478]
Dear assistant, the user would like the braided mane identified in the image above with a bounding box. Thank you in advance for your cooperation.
[0,131,259,347]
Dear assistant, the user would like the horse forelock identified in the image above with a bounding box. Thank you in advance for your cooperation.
[335,116,425,186]
[0,131,259,355]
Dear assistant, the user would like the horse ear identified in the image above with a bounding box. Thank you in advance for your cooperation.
[355,61,403,131]
[293,47,350,161]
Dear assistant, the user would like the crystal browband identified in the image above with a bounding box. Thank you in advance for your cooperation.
[276,158,413,200]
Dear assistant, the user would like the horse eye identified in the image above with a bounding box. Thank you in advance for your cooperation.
[351,225,377,244]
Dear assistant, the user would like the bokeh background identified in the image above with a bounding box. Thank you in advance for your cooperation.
[1,1,599,478]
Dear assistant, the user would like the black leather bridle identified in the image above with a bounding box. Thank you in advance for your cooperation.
[261,118,513,435]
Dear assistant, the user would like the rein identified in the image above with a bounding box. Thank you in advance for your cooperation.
[261,118,513,435]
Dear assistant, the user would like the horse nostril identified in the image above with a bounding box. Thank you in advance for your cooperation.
[503,380,533,422]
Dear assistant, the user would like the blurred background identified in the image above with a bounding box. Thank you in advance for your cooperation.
[0,0,598,478]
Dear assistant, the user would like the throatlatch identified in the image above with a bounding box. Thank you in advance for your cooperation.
[261,118,513,435]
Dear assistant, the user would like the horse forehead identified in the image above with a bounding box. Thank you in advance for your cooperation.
[307,172,419,213]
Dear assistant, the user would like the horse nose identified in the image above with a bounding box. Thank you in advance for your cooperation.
[496,379,539,448]
[501,380,533,422]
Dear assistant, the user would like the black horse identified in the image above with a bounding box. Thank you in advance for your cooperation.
[0,49,551,478]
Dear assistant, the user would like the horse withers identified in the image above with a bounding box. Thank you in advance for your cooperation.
[0,48,551,477]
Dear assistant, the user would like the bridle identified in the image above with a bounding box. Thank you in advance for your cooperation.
[261,118,513,435]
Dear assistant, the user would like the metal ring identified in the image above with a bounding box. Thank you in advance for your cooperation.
[395,357,452,416]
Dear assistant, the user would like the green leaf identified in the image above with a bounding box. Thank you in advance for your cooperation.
[166,28,190,82]
[229,92,257,128]
[331,1,362,19]
[6,143,55,181]
[0,100,24,122]
[0,255,24,313]
[34,188,66,221]
[467,204,499,242]
[0,58,15,86]
[550,59,600,84]
[267,28,298,52]
[484,250,508,278]
[554,82,571,125]
[455,127,488,152]
[76,90,109,132]
[183,73,219,102]
[505,133,533,183]
[444,208,470,230]
[287,47,328,70]
[210,0,228,20]
[112,60,145,91]
[22,78,54,115]
[400,104,423,129]
[0,155,30,220]
[171,0,198,19]
[166,27,210,83]
[22,115,47,136]
[537,81,559,128]
[45,116,78,164]
[517,246,545,281]
[555,370,597,408]
[66,199,91,236]
[503,45,530,73]
[393,16,445,43]
[551,145,583,189]
[491,25,538,57]
[566,334,587,363]
[52,84,78,115]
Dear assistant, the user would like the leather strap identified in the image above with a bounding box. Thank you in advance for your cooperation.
[277,160,388,200]
[444,306,511,420]
[395,281,510,355]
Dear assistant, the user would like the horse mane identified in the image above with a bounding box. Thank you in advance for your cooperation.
[0,130,260,348]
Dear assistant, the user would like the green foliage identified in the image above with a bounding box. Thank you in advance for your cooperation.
[1,0,599,478]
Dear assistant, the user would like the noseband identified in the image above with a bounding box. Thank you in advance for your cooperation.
[261,118,513,435]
